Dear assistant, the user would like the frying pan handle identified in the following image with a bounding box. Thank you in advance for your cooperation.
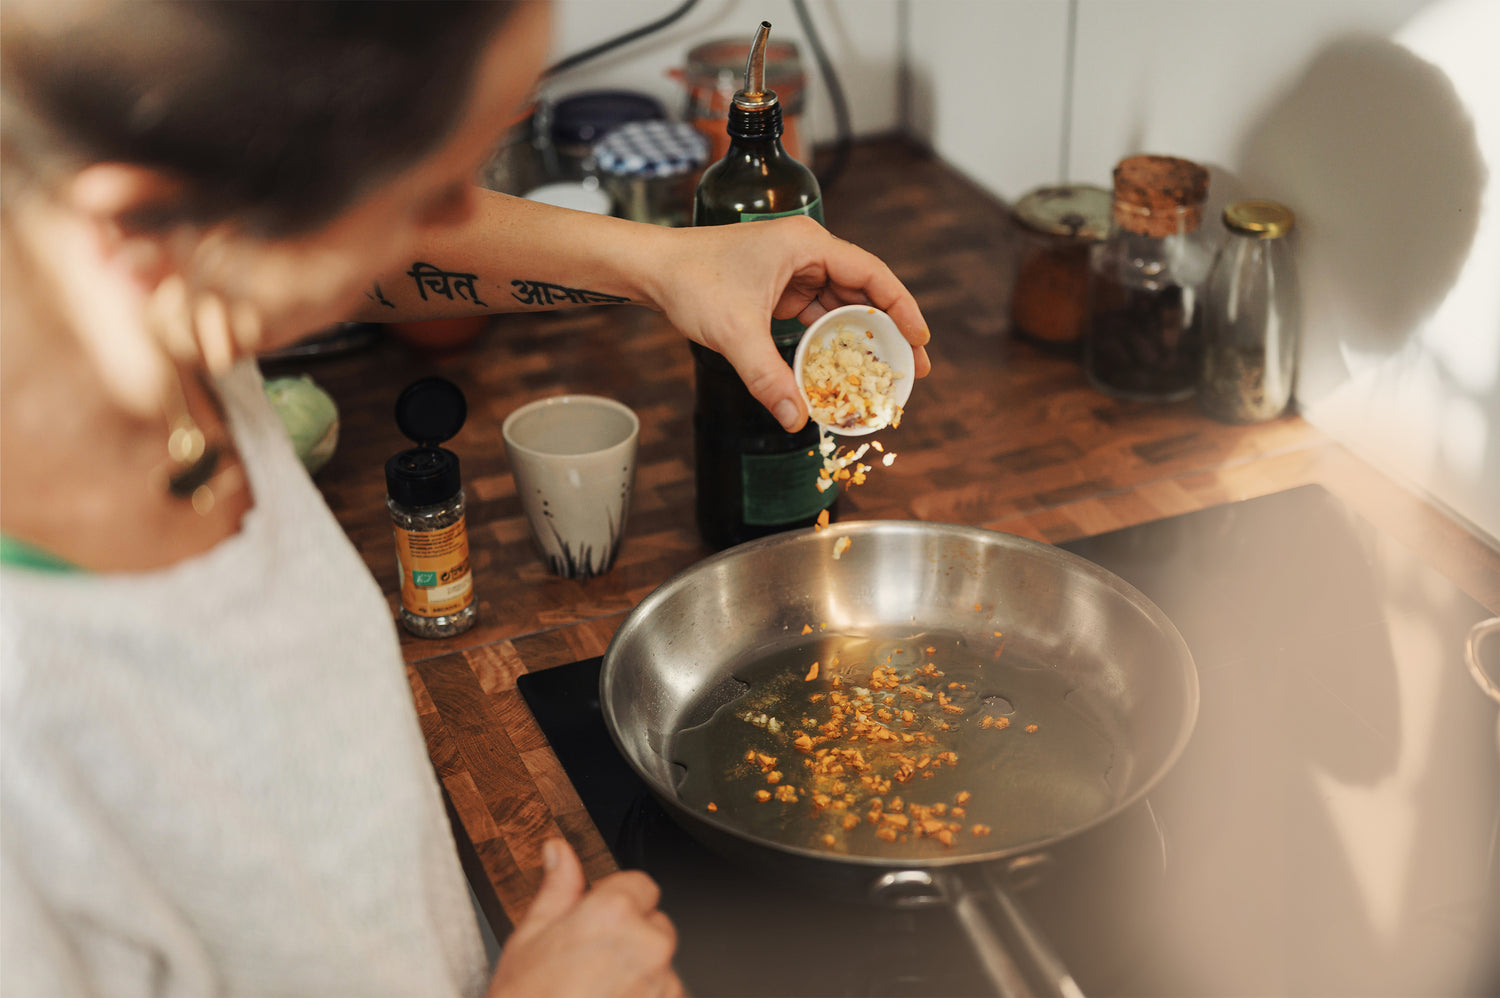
[936,867,1086,998]
[867,868,1032,995]
[867,865,1083,996]
[867,869,947,908]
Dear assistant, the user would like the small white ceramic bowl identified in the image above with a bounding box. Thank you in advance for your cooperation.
[792,304,915,436]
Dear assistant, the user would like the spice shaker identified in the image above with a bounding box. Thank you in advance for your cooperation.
[385,377,477,639]
[1200,200,1300,423]
[1009,184,1112,356]
[1083,155,1212,401]
[690,20,833,550]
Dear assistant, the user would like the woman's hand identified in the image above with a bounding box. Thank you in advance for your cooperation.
[487,838,682,998]
[645,215,932,432]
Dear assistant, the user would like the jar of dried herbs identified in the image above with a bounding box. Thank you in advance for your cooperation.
[386,377,478,639]
[1199,200,1299,423]
[1083,155,1212,401]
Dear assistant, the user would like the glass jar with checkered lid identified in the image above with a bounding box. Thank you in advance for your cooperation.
[593,120,709,227]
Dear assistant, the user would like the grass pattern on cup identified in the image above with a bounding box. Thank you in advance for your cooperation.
[543,507,621,580]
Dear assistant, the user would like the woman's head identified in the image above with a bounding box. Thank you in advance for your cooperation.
[2,0,550,403]
[2,0,519,236]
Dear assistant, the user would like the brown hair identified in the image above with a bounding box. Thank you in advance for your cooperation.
[1,1,515,236]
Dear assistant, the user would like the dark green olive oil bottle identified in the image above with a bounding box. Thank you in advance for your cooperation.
[691,20,834,550]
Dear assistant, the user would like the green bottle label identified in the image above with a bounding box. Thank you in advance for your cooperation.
[741,199,824,345]
[739,198,823,224]
[741,447,836,526]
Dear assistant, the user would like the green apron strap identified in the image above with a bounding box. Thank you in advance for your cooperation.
[0,534,82,573]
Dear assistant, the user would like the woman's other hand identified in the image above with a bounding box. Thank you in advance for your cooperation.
[648,215,931,432]
[487,838,682,998]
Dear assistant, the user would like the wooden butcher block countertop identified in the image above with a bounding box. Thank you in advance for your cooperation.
[298,137,1500,939]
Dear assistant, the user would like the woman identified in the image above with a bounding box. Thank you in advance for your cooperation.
[0,2,931,995]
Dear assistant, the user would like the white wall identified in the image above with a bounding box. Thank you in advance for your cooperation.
[904,0,1499,543]
[1065,0,1432,188]
[903,0,1073,198]
[1288,0,1499,544]
[545,0,903,146]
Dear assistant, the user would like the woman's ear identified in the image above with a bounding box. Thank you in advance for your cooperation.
[64,162,191,288]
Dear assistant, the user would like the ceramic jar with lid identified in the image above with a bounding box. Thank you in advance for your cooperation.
[541,90,665,182]
[1083,155,1213,401]
[1009,184,1112,356]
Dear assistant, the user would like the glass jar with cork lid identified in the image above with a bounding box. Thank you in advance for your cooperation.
[1083,155,1212,401]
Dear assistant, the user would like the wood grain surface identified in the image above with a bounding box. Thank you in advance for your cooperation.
[291,137,1500,938]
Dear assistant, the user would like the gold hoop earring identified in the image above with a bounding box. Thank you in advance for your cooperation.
[160,370,222,500]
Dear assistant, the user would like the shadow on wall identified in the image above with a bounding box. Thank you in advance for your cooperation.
[1235,34,1485,402]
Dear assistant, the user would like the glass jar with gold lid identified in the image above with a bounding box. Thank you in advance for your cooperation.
[1199,199,1299,423]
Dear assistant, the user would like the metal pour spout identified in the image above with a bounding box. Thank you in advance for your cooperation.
[735,20,778,110]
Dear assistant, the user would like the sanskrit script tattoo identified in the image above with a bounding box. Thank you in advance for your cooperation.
[406,261,486,307]
[509,279,631,307]
[365,282,396,308]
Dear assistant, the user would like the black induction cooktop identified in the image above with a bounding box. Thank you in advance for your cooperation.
[518,486,1500,997]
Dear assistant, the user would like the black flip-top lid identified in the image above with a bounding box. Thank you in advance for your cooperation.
[386,377,467,508]
[394,376,467,446]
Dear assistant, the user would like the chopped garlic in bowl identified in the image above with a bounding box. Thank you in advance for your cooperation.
[793,305,915,436]
[803,328,901,429]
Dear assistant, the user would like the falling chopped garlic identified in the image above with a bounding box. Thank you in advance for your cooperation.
[815,427,898,495]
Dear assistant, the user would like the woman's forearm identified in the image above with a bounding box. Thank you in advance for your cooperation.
[350,186,930,433]
[350,188,672,323]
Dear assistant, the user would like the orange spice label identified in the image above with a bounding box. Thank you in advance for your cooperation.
[393,517,473,618]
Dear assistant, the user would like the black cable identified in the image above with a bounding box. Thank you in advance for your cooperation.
[791,0,852,193]
[543,0,702,79]
[540,0,851,192]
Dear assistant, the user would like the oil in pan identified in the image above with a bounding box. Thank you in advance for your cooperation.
[671,628,1119,861]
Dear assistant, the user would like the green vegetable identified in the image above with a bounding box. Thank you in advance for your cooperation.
[265,375,339,474]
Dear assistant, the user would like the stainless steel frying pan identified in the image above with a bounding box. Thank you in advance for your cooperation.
[601,520,1199,996]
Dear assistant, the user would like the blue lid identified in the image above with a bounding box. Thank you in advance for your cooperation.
[594,121,709,179]
[550,90,665,147]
